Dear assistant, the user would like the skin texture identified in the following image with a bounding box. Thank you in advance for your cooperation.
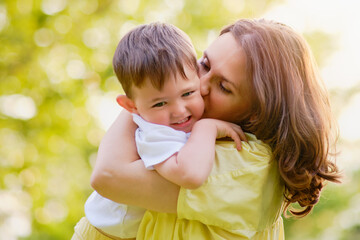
[90,32,251,212]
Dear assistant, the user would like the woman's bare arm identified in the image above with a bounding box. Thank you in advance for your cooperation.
[90,110,179,213]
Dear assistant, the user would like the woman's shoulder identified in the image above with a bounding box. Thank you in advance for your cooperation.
[214,133,272,173]
[177,132,284,235]
[216,132,271,151]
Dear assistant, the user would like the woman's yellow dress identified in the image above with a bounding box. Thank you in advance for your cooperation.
[137,133,285,239]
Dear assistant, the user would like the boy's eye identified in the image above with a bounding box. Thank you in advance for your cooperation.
[152,102,166,108]
[182,91,194,97]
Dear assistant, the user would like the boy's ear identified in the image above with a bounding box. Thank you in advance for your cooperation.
[116,95,138,114]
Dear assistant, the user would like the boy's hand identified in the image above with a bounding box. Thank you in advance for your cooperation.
[197,119,247,150]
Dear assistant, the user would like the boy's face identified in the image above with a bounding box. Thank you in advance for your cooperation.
[131,66,204,133]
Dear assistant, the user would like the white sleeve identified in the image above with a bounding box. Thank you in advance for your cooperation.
[132,114,190,169]
[85,191,145,238]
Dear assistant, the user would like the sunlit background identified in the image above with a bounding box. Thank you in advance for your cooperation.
[1,0,359,239]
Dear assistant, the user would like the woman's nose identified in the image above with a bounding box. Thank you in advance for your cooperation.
[200,75,210,97]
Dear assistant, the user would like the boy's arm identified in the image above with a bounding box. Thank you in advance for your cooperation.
[154,119,245,189]
[90,110,179,213]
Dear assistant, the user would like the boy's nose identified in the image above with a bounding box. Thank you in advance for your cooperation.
[171,101,187,117]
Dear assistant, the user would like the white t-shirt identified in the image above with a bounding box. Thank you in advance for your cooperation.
[85,114,190,238]
[132,113,191,169]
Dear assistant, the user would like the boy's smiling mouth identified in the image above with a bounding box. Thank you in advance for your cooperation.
[175,116,190,124]
[171,116,192,132]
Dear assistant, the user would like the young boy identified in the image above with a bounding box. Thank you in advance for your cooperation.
[72,22,243,240]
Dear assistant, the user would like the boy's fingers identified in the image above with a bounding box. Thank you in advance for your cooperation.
[234,125,247,142]
[229,130,242,150]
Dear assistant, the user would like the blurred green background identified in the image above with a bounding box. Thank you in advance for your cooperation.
[1,0,359,239]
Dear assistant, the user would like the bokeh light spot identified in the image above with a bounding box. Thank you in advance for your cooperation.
[17,0,33,14]
[79,0,98,15]
[34,28,55,47]
[118,0,140,15]
[41,0,67,15]
[222,0,245,13]
[0,5,9,32]
[83,27,110,49]
[54,15,72,34]
[19,169,36,187]
[0,94,37,120]
[66,59,86,79]
[165,0,184,12]
[339,93,360,141]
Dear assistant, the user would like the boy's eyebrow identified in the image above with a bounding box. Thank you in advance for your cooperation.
[181,86,197,94]
[149,83,197,104]
[203,51,238,90]
[149,96,166,103]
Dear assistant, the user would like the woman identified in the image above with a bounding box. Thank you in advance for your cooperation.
[90,19,341,239]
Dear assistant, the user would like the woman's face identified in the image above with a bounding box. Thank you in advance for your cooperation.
[198,32,253,124]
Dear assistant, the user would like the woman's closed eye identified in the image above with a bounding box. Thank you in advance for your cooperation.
[199,57,210,71]
[219,82,232,94]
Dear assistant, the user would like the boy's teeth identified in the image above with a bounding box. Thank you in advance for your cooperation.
[177,117,189,124]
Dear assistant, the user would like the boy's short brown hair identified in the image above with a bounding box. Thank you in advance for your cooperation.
[113,22,198,99]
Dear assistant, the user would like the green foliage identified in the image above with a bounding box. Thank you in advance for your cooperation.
[0,0,356,239]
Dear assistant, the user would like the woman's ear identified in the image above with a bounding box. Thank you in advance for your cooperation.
[116,95,138,114]
[249,114,257,122]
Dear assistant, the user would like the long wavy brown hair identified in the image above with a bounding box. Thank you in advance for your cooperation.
[221,19,341,217]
